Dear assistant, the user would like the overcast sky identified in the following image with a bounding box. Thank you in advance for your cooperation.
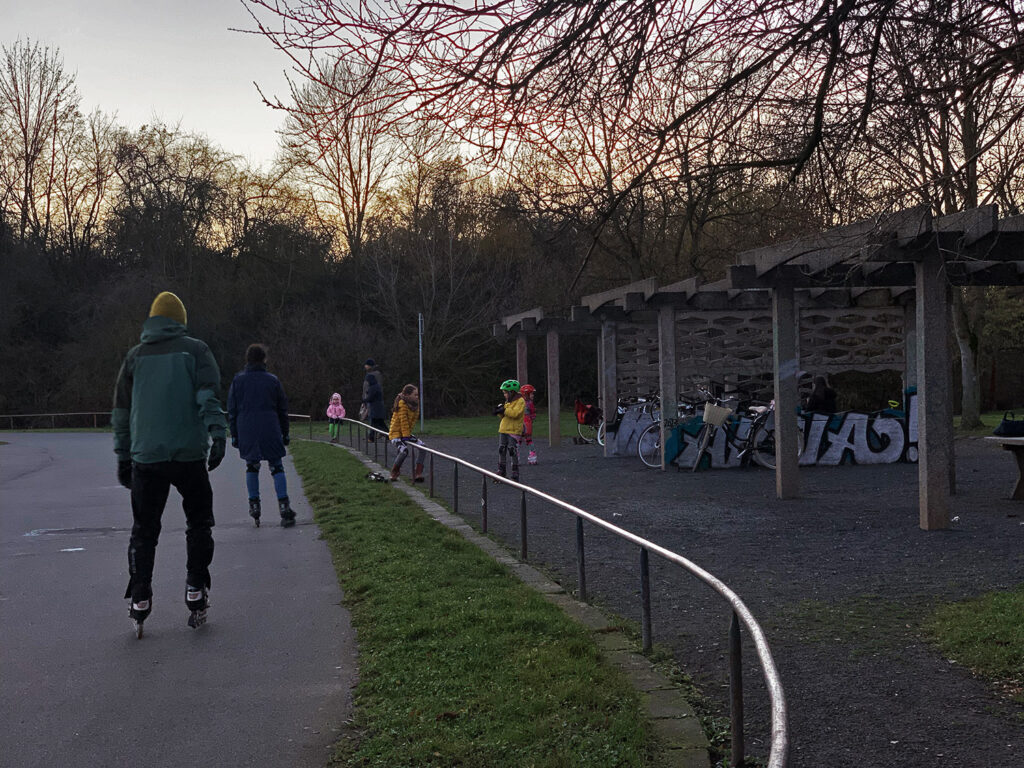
[3,0,295,168]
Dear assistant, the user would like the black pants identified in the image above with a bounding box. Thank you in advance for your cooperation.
[124,460,215,603]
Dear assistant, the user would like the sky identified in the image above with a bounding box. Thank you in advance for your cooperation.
[3,0,297,169]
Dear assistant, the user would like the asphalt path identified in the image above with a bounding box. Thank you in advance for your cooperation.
[0,432,356,768]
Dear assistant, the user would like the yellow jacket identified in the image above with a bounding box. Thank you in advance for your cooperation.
[498,396,526,435]
[388,397,418,439]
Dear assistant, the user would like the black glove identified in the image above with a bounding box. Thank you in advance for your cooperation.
[282,434,290,447]
[117,460,133,489]
[493,404,505,416]
[207,437,226,471]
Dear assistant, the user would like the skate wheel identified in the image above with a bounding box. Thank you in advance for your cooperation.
[133,620,144,639]
[254,517,260,528]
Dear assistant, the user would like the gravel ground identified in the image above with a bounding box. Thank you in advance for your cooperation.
[351,431,1024,768]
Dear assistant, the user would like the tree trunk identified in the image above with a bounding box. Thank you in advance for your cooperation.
[951,288,982,429]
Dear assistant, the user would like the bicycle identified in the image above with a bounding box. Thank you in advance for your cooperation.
[636,397,701,468]
[689,391,777,471]
[577,393,657,446]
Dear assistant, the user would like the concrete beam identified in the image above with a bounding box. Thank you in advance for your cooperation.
[546,328,561,448]
[772,277,800,499]
[516,333,528,386]
[600,320,617,458]
[657,306,678,471]
[915,250,952,530]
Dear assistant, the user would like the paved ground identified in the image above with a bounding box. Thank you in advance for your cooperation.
[370,430,1024,768]
[0,433,356,768]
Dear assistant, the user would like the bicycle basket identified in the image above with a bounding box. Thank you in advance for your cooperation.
[703,402,733,427]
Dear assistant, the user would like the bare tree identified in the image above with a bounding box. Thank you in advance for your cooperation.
[245,1,1024,289]
[0,39,79,246]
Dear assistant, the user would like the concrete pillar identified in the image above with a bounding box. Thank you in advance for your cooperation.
[600,320,617,457]
[516,333,528,387]
[657,306,678,470]
[915,250,952,530]
[903,298,917,391]
[546,328,561,447]
[772,278,800,499]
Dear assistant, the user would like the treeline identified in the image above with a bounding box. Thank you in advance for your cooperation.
[3,22,1024,420]
[0,40,814,417]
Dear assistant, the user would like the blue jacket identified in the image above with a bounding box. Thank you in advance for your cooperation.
[227,364,289,462]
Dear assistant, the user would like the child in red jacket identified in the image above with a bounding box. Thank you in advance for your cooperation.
[519,384,538,464]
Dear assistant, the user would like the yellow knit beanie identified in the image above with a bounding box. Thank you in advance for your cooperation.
[149,291,187,326]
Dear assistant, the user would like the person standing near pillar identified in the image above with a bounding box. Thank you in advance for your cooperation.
[112,291,226,637]
[361,358,387,438]
[227,344,296,528]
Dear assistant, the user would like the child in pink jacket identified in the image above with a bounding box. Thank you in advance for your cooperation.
[326,392,346,443]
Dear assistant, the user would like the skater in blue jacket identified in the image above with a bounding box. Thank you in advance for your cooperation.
[227,344,296,528]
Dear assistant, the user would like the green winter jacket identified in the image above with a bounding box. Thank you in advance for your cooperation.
[112,316,226,464]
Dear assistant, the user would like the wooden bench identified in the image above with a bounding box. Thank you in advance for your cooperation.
[986,436,1024,500]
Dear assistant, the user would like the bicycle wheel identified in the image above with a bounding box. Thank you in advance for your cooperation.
[750,422,803,469]
[692,423,713,472]
[577,419,599,444]
[750,424,776,470]
[637,423,662,468]
[597,418,606,446]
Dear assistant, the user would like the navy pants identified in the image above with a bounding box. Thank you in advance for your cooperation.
[124,460,215,603]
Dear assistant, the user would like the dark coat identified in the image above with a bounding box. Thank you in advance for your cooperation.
[362,368,386,420]
[227,364,289,462]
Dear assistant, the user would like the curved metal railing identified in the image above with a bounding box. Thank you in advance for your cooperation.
[336,417,788,768]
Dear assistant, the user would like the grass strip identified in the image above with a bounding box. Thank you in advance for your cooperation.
[926,586,1024,702]
[289,440,654,767]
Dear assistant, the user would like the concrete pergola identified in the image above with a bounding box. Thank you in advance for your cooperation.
[497,204,1024,530]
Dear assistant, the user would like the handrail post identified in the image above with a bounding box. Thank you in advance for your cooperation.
[520,490,528,561]
[576,517,586,602]
[429,454,434,497]
[384,438,389,468]
[481,476,488,533]
[374,432,379,462]
[308,417,312,440]
[453,464,459,515]
[640,548,652,654]
[730,610,745,767]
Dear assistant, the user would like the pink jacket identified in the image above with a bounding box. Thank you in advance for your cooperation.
[326,393,346,419]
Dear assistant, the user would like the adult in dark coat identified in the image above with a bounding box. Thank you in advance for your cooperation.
[362,358,387,437]
[227,344,296,527]
[805,375,838,414]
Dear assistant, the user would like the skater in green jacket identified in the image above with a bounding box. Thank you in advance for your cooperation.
[112,291,227,637]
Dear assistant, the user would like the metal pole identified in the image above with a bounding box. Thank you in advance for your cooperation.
[418,312,425,433]
[520,490,528,561]
[641,548,652,654]
[453,464,459,515]
[730,611,745,767]
[576,517,587,602]
[429,454,435,497]
[481,476,488,533]
[308,417,312,440]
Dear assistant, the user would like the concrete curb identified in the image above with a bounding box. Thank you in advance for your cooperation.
[338,444,711,767]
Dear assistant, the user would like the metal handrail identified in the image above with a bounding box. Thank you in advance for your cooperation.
[338,417,788,768]
[1,411,315,440]
[0,411,112,429]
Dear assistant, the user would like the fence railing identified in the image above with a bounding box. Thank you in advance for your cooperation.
[1,412,314,440]
[337,417,788,768]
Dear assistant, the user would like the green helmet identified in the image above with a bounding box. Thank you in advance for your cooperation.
[500,379,520,393]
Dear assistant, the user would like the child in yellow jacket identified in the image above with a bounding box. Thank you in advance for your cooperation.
[388,384,424,482]
[494,379,526,480]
